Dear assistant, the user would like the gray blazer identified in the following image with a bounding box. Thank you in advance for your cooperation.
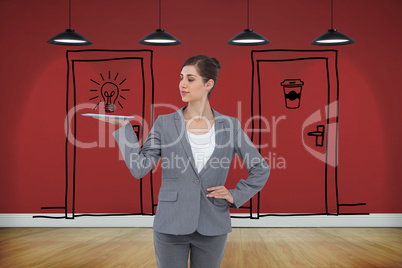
[113,106,270,236]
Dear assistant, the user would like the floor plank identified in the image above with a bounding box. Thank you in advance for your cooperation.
[0,228,401,267]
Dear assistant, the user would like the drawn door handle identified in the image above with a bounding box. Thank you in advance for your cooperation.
[307,125,325,147]
[133,125,140,140]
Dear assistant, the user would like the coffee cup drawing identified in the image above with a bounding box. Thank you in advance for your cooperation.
[281,79,304,109]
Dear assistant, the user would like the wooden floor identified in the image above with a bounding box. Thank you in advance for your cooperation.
[1,228,401,267]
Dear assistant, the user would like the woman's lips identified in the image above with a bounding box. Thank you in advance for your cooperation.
[181,91,189,95]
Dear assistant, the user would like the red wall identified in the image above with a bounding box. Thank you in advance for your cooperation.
[0,0,401,214]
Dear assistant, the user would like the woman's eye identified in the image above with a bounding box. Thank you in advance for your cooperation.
[188,79,194,82]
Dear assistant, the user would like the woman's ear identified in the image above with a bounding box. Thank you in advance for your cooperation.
[205,79,214,90]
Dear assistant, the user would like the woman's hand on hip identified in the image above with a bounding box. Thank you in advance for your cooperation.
[206,186,234,204]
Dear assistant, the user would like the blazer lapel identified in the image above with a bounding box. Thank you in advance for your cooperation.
[174,107,199,176]
[198,108,224,177]
[174,106,226,178]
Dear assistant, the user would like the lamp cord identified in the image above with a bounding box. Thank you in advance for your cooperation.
[159,0,162,29]
[247,0,250,29]
[69,0,72,29]
[331,0,333,29]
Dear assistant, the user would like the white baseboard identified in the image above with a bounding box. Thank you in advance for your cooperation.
[1,214,401,228]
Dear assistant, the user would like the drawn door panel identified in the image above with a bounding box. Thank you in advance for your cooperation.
[256,57,330,214]
[64,51,155,218]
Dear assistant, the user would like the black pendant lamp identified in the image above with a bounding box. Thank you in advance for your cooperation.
[227,0,270,46]
[311,0,354,46]
[139,0,182,46]
[47,0,92,46]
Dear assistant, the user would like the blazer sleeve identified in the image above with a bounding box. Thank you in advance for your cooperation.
[229,118,270,209]
[112,116,162,179]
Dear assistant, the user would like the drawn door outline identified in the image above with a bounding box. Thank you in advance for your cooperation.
[34,50,155,219]
[248,50,340,218]
[244,49,368,218]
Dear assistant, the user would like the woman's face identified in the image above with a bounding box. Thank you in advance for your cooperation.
[179,65,212,102]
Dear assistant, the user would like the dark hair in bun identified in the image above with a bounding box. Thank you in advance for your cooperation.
[182,55,221,99]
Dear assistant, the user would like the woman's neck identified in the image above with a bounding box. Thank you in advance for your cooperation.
[184,100,214,120]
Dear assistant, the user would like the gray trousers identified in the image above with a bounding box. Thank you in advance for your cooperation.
[153,231,227,268]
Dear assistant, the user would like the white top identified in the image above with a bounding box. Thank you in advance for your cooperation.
[187,124,216,173]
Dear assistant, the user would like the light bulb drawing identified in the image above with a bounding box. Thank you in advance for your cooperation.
[89,71,130,112]
[101,82,119,112]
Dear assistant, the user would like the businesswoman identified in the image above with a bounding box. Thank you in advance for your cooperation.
[95,55,270,268]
